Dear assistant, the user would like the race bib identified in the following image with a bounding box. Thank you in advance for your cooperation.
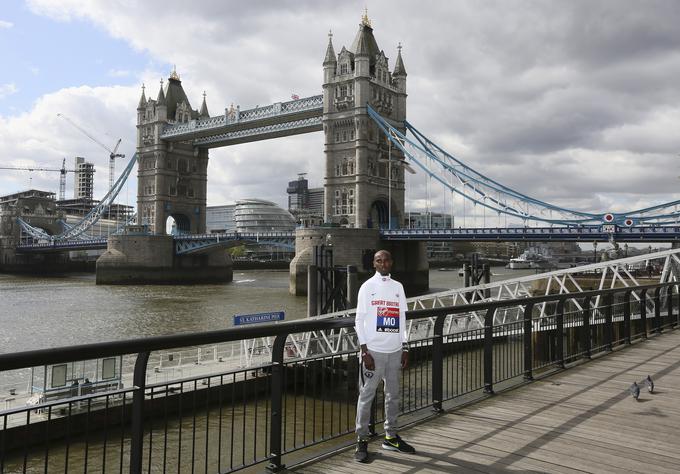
[376,307,400,333]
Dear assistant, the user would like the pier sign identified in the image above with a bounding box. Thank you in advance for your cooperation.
[234,311,285,326]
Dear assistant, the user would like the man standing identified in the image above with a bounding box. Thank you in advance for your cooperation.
[354,249,416,463]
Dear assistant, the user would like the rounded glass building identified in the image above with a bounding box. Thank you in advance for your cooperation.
[234,199,296,233]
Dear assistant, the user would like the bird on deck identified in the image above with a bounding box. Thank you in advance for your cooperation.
[645,375,654,393]
[630,381,640,400]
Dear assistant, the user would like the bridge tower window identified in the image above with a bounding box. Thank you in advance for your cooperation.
[178,159,188,174]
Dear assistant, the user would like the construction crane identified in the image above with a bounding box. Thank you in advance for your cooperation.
[56,113,125,192]
[0,158,94,200]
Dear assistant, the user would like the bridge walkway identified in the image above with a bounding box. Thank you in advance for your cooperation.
[295,330,680,473]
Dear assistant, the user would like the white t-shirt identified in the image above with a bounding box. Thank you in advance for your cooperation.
[355,272,408,353]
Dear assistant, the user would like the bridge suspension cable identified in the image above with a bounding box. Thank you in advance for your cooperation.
[18,153,138,242]
[367,105,680,227]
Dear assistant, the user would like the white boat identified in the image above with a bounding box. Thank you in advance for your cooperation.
[506,247,553,269]
[507,256,533,269]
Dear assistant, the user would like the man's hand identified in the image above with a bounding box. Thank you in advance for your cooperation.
[401,350,409,369]
[362,351,375,371]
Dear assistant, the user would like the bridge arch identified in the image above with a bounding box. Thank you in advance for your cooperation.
[367,196,401,229]
[166,214,191,235]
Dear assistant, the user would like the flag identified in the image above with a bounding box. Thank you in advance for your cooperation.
[291,94,300,100]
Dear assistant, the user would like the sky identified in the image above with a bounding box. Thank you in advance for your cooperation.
[1,0,680,225]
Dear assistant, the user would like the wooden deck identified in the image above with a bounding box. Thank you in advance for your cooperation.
[294,329,680,473]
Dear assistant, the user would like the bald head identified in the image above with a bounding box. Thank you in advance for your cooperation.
[373,249,393,276]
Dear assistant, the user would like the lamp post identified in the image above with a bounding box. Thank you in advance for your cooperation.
[388,137,392,229]
[593,241,598,263]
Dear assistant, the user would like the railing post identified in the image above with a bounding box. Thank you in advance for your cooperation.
[368,398,377,436]
[556,298,565,368]
[654,287,662,334]
[307,265,318,317]
[669,285,676,328]
[582,296,591,359]
[346,265,358,309]
[676,284,680,328]
[267,334,288,473]
[130,351,150,474]
[431,314,446,412]
[666,285,673,329]
[483,305,496,394]
[523,302,535,381]
[623,289,632,344]
[604,293,613,351]
[640,289,647,339]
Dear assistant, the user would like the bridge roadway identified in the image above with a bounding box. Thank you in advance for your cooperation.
[14,224,680,253]
[295,329,680,474]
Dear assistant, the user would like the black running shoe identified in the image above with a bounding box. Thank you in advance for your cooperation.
[382,434,416,453]
[354,437,369,463]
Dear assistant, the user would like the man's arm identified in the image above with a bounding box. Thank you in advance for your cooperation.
[355,285,375,370]
[399,283,409,369]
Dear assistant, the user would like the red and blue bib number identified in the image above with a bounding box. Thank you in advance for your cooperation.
[377,307,400,333]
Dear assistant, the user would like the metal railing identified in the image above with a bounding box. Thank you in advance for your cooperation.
[0,283,678,473]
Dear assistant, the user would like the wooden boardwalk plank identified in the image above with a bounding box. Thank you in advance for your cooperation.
[293,330,680,473]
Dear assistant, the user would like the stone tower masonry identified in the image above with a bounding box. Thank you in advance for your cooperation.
[322,12,408,229]
[136,70,210,235]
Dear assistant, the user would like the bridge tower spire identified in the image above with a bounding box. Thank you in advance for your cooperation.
[136,70,209,234]
[322,14,407,228]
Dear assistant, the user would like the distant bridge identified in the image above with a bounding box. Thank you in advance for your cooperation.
[15,224,680,254]
[381,225,680,242]
[15,232,297,255]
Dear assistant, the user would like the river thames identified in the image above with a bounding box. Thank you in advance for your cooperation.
[0,267,533,355]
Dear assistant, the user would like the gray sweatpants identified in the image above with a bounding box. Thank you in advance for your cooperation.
[355,349,402,438]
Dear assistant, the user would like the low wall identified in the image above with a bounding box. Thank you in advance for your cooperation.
[289,227,429,297]
[96,234,233,284]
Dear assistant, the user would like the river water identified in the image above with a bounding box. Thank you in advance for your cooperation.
[0,267,534,355]
[1,267,536,472]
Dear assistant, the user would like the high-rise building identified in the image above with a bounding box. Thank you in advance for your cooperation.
[73,157,94,201]
[287,174,324,226]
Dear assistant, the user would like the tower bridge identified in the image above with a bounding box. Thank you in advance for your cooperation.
[8,12,680,287]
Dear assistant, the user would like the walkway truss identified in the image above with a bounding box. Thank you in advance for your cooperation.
[17,154,138,242]
[236,248,680,367]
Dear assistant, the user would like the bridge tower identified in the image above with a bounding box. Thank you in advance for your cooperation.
[322,12,407,228]
[136,69,210,234]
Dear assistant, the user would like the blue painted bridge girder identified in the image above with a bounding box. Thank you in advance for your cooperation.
[174,232,296,255]
[380,225,680,242]
[14,225,680,254]
[15,238,109,253]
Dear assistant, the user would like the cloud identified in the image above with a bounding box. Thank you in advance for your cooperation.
[0,85,139,201]
[0,83,18,99]
[0,19,13,29]
[108,69,130,77]
[8,0,680,225]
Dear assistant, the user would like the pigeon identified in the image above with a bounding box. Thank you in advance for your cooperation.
[630,381,640,400]
[645,375,654,393]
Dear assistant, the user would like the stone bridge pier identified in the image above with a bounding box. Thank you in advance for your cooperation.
[289,227,428,298]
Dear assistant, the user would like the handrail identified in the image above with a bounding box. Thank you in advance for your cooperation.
[0,282,674,372]
[1,281,677,473]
